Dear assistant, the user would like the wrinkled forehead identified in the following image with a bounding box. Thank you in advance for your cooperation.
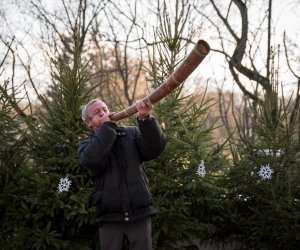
[87,100,108,113]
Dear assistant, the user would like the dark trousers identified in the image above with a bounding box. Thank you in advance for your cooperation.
[99,217,152,250]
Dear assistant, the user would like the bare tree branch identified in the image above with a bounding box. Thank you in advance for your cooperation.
[206,0,272,101]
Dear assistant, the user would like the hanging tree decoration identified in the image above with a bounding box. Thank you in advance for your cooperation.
[258,164,274,180]
[58,176,72,193]
[196,160,206,177]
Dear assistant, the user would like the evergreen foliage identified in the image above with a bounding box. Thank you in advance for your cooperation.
[0,80,32,249]
[220,55,300,249]
[22,56,99,249]
[143,1,229,248]
[0,51,100,249]
[148,93,228,249]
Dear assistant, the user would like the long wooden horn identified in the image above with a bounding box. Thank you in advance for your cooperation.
[110,39,210,121]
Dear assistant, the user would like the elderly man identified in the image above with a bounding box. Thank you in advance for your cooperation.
[78,99,166,250]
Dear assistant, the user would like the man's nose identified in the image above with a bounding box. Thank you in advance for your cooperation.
[99,109,105,116]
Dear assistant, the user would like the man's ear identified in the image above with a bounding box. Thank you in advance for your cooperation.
[85,120,91,127]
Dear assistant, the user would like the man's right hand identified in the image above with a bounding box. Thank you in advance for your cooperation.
[100,112,114,124]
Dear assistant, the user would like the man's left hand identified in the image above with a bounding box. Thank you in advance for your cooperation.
[135,99,152,120]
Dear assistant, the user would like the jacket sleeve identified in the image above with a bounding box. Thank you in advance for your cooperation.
[135,116,166,161]
[77,122,117,176]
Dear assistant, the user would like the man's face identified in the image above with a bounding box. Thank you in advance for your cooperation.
[85,100,109,131]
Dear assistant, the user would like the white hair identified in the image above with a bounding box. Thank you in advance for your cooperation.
[81,99,99,121]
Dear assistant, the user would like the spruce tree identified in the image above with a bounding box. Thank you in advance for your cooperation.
[221,49,300,249]
[143,1,228,249]
[14,51,98,249]
[0,80,32,249]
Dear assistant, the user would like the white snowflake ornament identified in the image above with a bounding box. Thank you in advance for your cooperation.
[258,164,274,180]
[196,160,206,177]
[58,176,72,193]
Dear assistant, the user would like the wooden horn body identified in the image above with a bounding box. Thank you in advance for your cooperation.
[110,39,210,121]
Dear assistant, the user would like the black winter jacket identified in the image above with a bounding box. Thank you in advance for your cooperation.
[77,116,166,222]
